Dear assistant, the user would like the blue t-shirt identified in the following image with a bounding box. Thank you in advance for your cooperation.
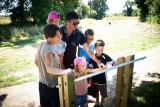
[78,43,94,63]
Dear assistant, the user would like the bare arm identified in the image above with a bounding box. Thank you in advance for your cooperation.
[83,43,106,69]
[45,52,72,75]
[86,68,102,73]
[35,54,38,67]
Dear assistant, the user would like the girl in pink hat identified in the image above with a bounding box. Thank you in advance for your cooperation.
[74,57,101,107]
[46,10,67,69]
[46,10,60,26]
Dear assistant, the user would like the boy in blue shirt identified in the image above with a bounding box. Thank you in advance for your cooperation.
[78,29,94,64]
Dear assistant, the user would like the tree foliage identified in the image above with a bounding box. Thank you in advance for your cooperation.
[88,0,108,20]
[31,0,52,25]
[0,0,80,25]
[135,0,149,22]
[146,0,160,24]
[51,0,79,23]
[123,0,135,16]
[135,0,160,23]
[0,0,31,24]
[75,2,91,19]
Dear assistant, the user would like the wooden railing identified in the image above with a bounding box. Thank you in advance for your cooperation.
[58,55,146,107]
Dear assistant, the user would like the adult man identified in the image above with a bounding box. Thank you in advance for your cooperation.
[60,11,105,69]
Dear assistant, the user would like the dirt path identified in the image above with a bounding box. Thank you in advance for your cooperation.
[0,45,160,107]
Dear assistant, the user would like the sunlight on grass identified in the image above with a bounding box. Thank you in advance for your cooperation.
[137,97,146,103]
[0,16,11,24]
[0,55,33,76]
[0,76,21,88]
[0,42,37,88]
[0,73,36,88]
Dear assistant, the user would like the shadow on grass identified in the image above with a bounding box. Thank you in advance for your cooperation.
[0,94,8,106]
[129,82,160,107]
[0,36,43,47]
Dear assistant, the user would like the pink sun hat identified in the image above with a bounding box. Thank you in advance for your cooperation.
[74,57,88,65]
[46,11,60,22]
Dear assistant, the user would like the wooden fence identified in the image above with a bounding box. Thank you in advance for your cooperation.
[58,55,145,107]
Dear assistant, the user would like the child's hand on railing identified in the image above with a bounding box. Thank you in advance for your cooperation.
[63,68,75,76]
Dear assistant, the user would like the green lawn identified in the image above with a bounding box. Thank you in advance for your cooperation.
[0,36,42,88]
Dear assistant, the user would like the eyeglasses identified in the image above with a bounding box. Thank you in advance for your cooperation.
[70,22,80,25]
[87,38,94,41]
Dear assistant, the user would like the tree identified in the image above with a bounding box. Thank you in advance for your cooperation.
[88,0,108,20]
[75,2,90,18]
[0,0,31,24]
[123,0,135,16]
[31,0,79,25]
[30,0,52,25]
[53,0,79,22]
[135,0,149,22]
[0,0,81,25]
[146,0,160,23]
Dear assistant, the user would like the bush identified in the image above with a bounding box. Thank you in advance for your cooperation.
[0,24,44,42]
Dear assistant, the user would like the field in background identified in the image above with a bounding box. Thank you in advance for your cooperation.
[79,17,160,57]
[0,16,11,24]
[0,16,160,88]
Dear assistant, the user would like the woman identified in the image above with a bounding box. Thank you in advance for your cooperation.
[35,24,73,107]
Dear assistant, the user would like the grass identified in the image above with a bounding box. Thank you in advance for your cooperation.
[0,16,11,24]
[80,17,160,56]
[105,34,160,56]
[129,82,160,107]
[0,47,37,88]
[0,36,42,88]
[0,73,36,88]
[0,35,43,47]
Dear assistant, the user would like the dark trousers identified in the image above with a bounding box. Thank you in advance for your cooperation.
[39,82,60,107]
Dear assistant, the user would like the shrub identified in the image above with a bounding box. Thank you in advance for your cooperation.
[0,24,44,42]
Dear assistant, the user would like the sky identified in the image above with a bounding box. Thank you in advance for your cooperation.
[82,0,131,14]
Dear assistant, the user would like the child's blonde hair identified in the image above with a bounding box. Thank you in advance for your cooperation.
[74,57,87,77]
[74,65,80,73]
[47,19,58,24]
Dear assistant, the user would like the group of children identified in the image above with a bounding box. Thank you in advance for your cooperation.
[44,10,122,107]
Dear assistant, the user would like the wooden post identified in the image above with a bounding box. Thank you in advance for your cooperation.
[115,57,125,107]
[58,76,65,107]
[58,75,76,107]
[122,55,134,107]
[115,55,134,107]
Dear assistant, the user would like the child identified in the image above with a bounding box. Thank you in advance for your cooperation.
[78,29,96,102]
[46,10,66,69]
[89,39,123,106]
[78,29,94,63]
[74,57,101,107]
